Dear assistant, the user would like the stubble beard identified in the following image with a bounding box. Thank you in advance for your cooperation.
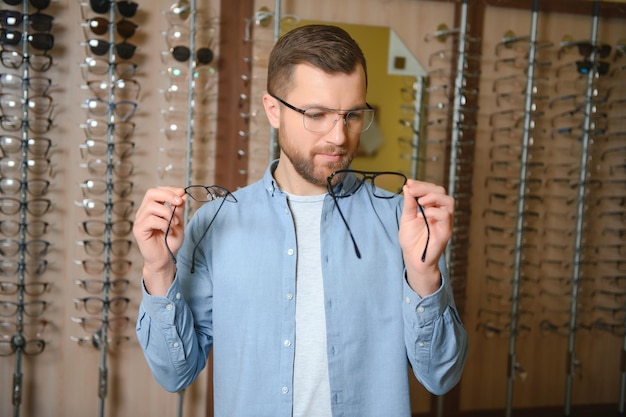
[279,134,356,188]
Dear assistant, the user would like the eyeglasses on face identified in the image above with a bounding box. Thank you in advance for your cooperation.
[0,336,46,356]
[83,17,137,38]
[0,281,50,296]
[0,220,49,238]
[79,178,133,198]
[77,219,133,237]
[0,50,52,72]
[269,93,375,134]
[0,10,54,32]
[165,185,237,272]
[74,278,129,294]
[0,135,52,157]
[0,30,54,51]
[326,169,430,261]
[73,296,130,315]
[85,39,136,60]
[0,197,51,216]
[81,57,137,80]
[0,259,48,277]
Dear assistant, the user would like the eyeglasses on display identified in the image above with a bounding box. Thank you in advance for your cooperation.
[0,281,50,296]
[0,73,52,95]
[77,219,133,237]
[73,296,130,315]
[70,333,130,350]
[83,78,140,100]
[82,97,137,121]
[0,178,50,196]
[0,300,48,318]
[0,29,54,51]
[0,135,52,156]
[83,17,137,38]
[0,319,47,339]
[75,198,134,217]
[0,238,50,258]
[0,336,45,356]
[79,178,133,198]
[0,197,51,216]
[79,158,134,178]
[74,259,132,276]
[0,114,53,133]
[0,10,54,32]
[85,39,136,60]
[76,238,132,257]
[85,0,138,19]
[0,157,52,176]
[0,50,52,72]
[0,93,53,115]
[78,139,135,160]
[80,57,137,80]
[81,118,136,139]
[74,278,129,294]
[2,0,51,10]
[0,259,48,277]
[0,220,49,238]
[71,315,130,333]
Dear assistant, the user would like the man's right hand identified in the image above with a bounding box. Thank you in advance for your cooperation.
[133,186,186,295]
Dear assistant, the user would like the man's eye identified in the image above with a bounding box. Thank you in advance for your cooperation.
[305,109,328,120]
[346,111,363,121]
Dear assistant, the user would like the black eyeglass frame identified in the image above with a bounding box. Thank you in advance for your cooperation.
[326,169,430,262]
[165,185,237,273]
[268,92,375,134]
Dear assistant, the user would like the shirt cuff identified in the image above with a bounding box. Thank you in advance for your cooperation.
[402,273,449,327]
[140,276,184,326]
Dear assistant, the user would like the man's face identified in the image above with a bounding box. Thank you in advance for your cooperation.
[277,63,368,188]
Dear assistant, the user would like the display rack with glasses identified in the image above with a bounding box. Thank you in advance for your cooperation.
[74,1,139,416]
[159,0,220,224]
[0,0,54,415]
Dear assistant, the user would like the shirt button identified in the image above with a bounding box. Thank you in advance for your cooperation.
[283,340,291,347]
[175,292,181,300]
[173,342,179,348]
[417,306,425,313]
[282,387,289,394]
[418,342,425,347]
[287,248,294,255]
[166,304,173,311]
[286,293,293,300]
[405,297,411,304]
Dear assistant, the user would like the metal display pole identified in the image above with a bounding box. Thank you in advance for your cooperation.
[408,76,428,181]
[504,1,539,416]
[564,2,600,416]
[268,0,281,162]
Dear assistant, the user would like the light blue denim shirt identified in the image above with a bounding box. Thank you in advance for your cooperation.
[137,161,468,417]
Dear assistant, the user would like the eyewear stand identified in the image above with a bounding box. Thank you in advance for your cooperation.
[8,1,52,416]
[75,2,140,417]
[564,3,600,416]
[267,0,282,162]
[504,1,540,416]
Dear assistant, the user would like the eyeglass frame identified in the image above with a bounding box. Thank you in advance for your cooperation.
[268,92,375,134]
[326,169,430,262]
[165,185,237,273]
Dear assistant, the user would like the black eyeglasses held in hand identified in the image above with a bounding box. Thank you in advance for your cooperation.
[165,185,237,273]
[326,169,430,262]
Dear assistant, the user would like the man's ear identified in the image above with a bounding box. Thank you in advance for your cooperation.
[262,93,280,129]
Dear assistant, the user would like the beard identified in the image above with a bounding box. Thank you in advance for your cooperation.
[278,129,356,188]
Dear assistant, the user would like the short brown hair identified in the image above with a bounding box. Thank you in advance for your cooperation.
[266,24,368,97]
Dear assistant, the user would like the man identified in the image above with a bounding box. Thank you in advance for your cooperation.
[134,24,467,417]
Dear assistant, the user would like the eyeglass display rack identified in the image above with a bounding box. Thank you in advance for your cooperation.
[401,0,626,415]
[74,2,140,417]
[0,1,54,416]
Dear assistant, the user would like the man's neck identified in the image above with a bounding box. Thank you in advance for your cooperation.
[273,159,327,196]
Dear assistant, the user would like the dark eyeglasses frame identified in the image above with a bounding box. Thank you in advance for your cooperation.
[326,169,430,262]
[165,185,237,273]
[269,92,375,134]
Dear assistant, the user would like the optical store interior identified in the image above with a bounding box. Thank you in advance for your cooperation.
[0,0,625,416]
